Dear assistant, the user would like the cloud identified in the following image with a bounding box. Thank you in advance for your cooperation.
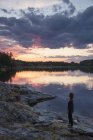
[0,0,62,9]
[53,0,76,15]
[52,5,62,13]
[62,0,70,4]
[0,8,17,16]
[68,3,76,15]
[0,6,93,49]
[1,9,9,13]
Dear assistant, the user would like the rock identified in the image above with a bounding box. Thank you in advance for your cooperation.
[0,101,38,124]
[0,81,56,105]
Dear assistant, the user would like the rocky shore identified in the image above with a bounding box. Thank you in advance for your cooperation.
[0,81,93,140]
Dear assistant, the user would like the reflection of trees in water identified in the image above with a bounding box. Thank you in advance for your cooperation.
[17,66,93,73]
[79,67,93,74]
[0,66,93,83]
[16,66,79,72]
[0,70,16,82]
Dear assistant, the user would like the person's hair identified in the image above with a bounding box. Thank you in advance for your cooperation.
[69,92,74,99]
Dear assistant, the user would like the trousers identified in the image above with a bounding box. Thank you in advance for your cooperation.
[68,111,73,126]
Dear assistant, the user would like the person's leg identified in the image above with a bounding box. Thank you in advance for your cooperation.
[68,112,71,125]
[70,112,73,126]
[68,112,73,126]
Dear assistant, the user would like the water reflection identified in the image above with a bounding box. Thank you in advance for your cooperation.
[10,70,93,90]
[0,69,93,118]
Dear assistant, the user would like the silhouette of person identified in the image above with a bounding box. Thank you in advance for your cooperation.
[68,93,74,127]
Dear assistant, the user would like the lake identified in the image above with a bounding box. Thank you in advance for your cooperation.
[3,70,93,119]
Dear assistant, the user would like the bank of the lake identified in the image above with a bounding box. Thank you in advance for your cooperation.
[0,81,93,140]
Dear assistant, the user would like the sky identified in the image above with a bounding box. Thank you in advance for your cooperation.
[0,0,93,62]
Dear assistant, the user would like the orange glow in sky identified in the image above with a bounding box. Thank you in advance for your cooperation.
[3,44,92,62]
[1,36,93,63]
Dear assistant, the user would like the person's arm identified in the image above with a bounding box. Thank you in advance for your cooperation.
[68,101,70,111]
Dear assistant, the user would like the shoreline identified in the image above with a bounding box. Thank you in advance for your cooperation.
[0,81,93,140]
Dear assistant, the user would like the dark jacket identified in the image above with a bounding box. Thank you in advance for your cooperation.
[68,100,74,113]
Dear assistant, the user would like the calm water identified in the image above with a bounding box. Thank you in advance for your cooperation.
[4,70,93,118]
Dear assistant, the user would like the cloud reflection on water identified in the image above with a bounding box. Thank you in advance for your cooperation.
[11,70,93,90]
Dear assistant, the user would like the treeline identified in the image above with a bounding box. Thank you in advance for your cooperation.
[0,52,15,68]
[0,52,93,69]
[14,60,78,71]
[14,59,93,73]
[15,59,93,67]
[0,52,78,70]
[15,60,78,67]
[80,59,93,66]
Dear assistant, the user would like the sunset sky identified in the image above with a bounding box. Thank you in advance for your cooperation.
[0,0,93,62]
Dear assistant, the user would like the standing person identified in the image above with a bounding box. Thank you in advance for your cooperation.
[68,93,74,127]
